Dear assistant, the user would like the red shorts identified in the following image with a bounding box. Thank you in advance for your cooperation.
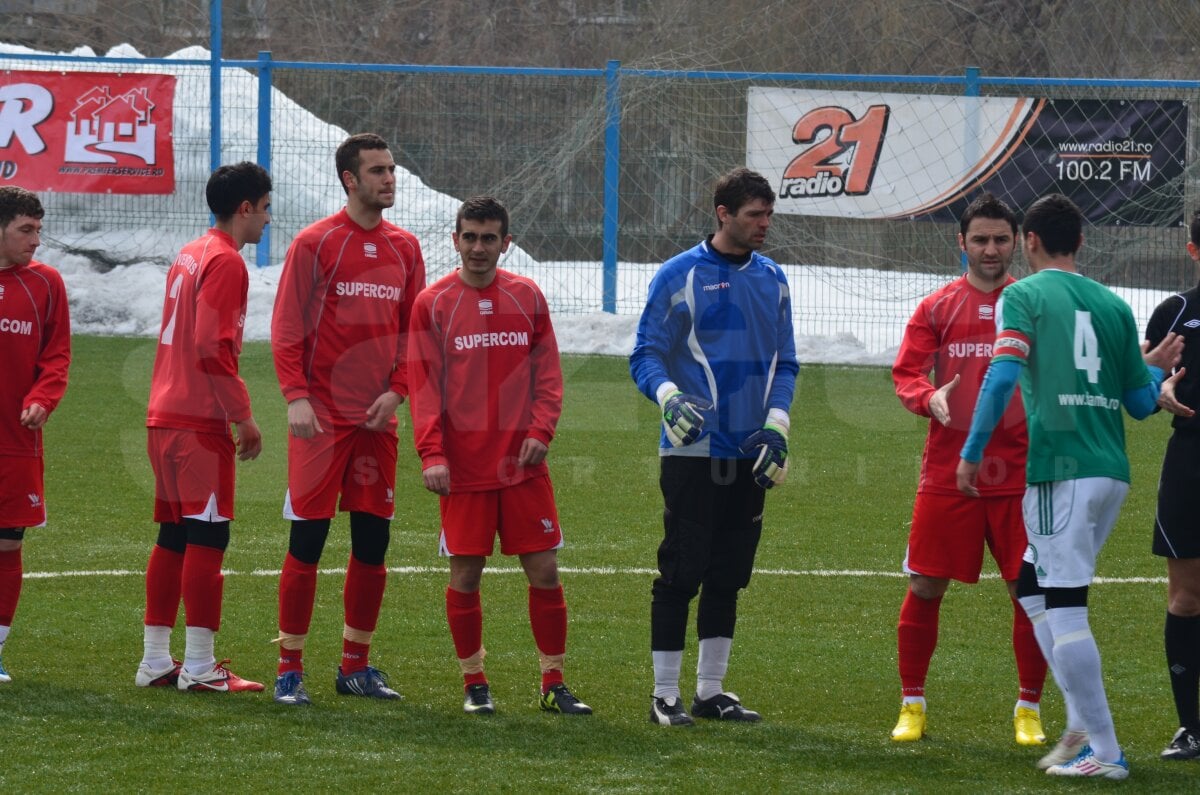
[904,491,1025,582]
[285,424,398,520]
[148,428,235,524]
[439,474,563,557]
[0,455,46,528]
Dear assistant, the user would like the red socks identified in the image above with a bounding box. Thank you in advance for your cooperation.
[445,583,570,690]
[143,544,183,627]
[446,587,486,686]
[446,587,483,658]
[279,553,318,637]
[0,547,23,626]
[278,555,389,676]
[278,646,304,675]
[277,553,317,675]
[341,639,369,674]
[342,557,386,674]
[181,544,224,631]
[529,584,567,691]
[897,589,942,697]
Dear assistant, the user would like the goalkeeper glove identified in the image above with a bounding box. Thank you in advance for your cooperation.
[659,388,713,447]
[740,421,788,490]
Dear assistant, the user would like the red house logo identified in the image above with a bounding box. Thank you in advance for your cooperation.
[66,85,159,165]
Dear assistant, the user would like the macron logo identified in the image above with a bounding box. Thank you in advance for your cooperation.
[702,282,731,292]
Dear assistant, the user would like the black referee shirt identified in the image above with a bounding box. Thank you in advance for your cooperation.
[1147,280,1200,431]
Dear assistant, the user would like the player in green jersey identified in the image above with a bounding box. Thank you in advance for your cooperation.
[956,194,1183,780]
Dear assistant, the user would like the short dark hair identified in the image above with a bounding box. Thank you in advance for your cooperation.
[336,133,390,195]
[1022,193,1083,256]
[713,167,774,223]
[456,195,509,237]
[1189,208,1200,248]
[0,185,44,228]
[960,192,1017,237]
[206,162,272,219]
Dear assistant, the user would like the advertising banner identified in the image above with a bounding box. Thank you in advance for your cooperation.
[747,87,1187,226]
[0,70,176,194]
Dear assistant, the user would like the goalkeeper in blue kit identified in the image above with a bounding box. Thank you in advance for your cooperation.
[631,167,798,727]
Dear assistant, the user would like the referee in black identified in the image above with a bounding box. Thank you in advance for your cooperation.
[1146,207,1200,761]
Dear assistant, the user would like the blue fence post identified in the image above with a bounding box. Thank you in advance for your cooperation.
[960,66,980,272]
[209,0,222,174]
[602,60,621,314]
[257,50,273,268]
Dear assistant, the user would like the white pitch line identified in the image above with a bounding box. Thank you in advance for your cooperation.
[22,566,1168,584]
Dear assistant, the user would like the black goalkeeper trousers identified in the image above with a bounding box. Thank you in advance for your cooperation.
[650,456,765,651]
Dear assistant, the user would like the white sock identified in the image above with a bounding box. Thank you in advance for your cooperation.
[1046,606,1119,762]
[696,636,732,701]
[903,695,927,708]
[141,625,173,670]
[1016,699,1040,713]
[1019,594,1085,732]
[652,650,683,701]
[0,624,10,646]
[183,626,216,676]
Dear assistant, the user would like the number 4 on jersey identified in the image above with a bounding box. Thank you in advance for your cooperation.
[1073,310,1101,383]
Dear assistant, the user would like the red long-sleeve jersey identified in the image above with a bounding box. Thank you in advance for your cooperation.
[408,269,562,492]
[0,260,71,457]
[272,209,425,427]
[147,230,253,435]
[892,275,1026,496]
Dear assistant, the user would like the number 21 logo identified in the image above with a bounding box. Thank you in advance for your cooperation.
[779,104,890,199]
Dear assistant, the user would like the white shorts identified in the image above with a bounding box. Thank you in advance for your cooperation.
[1022,477,1129,588]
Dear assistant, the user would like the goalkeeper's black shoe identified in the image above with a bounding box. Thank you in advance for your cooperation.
[1162,727,1200,760]
[540,682,592,715]
[691,692,762,722]
[649,695,694,726]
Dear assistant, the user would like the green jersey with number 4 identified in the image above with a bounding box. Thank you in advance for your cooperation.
[992,269,1150,484]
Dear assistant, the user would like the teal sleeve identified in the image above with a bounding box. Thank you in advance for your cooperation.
[1122,365,1164,420]
[960,360,1021,462]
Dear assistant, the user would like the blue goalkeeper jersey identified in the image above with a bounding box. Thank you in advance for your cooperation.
[630,238,799,458]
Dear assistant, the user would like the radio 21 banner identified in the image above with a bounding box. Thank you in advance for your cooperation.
[746,87,1187,226]
[0,70,176,194]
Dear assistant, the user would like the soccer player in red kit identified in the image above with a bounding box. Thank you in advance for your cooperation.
[408,196,591,716]
[271,133,426,706]
[0,186,70,683]
[137,162,271,693]
[889,193,1047,743]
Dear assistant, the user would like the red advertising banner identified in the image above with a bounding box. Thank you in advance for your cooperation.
[0,70,176,194]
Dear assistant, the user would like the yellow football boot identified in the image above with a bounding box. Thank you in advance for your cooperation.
[890,701,927,742]
[1014,706,1046,746]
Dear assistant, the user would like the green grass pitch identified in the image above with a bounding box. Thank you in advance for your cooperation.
[1,335,1193,793]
